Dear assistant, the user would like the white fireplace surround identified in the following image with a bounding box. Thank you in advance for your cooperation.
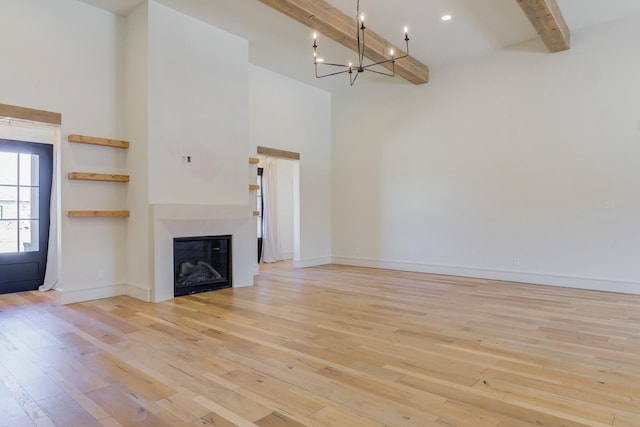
[151,204,257,302]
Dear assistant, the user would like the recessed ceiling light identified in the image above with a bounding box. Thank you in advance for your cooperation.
[441,14,452,22]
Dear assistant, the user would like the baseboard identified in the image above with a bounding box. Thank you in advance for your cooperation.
[233,281,254,288]
[331,256,640,295]
[282,252,295,260]
[294,256,332,269]
[125,284,152,302]
[56,284,126,305]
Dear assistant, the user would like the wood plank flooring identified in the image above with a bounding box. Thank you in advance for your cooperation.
[1,263,640,426]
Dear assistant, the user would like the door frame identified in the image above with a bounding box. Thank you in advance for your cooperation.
[0,138,54,293]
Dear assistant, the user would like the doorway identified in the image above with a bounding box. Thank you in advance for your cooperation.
[256,146,300,265]
[0,138,53,293]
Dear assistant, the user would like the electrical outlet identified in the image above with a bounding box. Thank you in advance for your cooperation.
[98,270,105,280]
[514,258,521,266]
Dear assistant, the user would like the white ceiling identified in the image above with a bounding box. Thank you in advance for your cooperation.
[79,0,640,91]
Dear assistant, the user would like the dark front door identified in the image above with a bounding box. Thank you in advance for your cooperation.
[0,139,53,294]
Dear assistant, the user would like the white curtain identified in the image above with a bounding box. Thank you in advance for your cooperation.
[261,157,283,263]
[0,118,60,291]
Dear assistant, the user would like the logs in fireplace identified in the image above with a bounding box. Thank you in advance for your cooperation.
[173,235,231,296]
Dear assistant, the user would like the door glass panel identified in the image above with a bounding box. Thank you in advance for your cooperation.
[0,186,18,218]
[0,220,18,253]
[19,153,39,186]
[0,152,17,185]
[19,187,39,219]
[19,220,39,252]
[0,150,42,254]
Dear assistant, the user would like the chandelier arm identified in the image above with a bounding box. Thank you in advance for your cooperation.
[315,67,351,79]
[350,70,360,86]
[355,2,363,66]
[359,25,366,67]
[316,61,352,68]
[361,67,395,77]
[360,54,408,70]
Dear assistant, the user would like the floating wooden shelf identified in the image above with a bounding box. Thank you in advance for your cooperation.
[253,211,260,217]
[68,134,129,149]
[68,172,129,182]
[249,184,260,191]
[257,146,300,160]
[68,210,130,218]
[249,157,260,165]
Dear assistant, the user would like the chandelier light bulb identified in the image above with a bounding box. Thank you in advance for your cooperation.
[390,49,394,57]
[360,14,365,22]
[404,26,409,34]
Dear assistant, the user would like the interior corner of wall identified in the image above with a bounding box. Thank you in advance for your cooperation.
[125,283,152,302]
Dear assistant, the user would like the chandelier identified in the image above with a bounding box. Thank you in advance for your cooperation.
[312,0,410,86]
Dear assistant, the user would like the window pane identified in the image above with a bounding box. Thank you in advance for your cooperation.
[19,187,39,219]
[0,186,18,219]
[19,153,39,186]
[0,152,18,185]
[0,220,18,253]
[19,220,39,252]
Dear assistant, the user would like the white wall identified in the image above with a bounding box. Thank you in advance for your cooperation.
[332,15,640,293]
[0,0,127,302]
[249,65,332,267]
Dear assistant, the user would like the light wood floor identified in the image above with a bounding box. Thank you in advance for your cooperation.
[1,263,640,426]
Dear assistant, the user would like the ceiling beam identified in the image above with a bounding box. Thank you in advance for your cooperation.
[516,0,570,52]
[257,0,429,85]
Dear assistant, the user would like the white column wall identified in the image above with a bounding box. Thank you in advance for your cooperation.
[147,1,249,206]
[124,2,151,301]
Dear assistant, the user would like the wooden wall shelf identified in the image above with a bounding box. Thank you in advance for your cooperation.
[68,210,130,218]
[68,134,129,149]
[249,184,260,191]
[253,211,260,217]
[68,172,129,182]
[249,157,260,164]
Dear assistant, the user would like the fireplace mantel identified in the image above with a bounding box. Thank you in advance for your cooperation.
[151,204,252,221]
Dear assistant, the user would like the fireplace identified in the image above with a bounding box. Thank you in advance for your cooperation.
[173,235,232,297]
